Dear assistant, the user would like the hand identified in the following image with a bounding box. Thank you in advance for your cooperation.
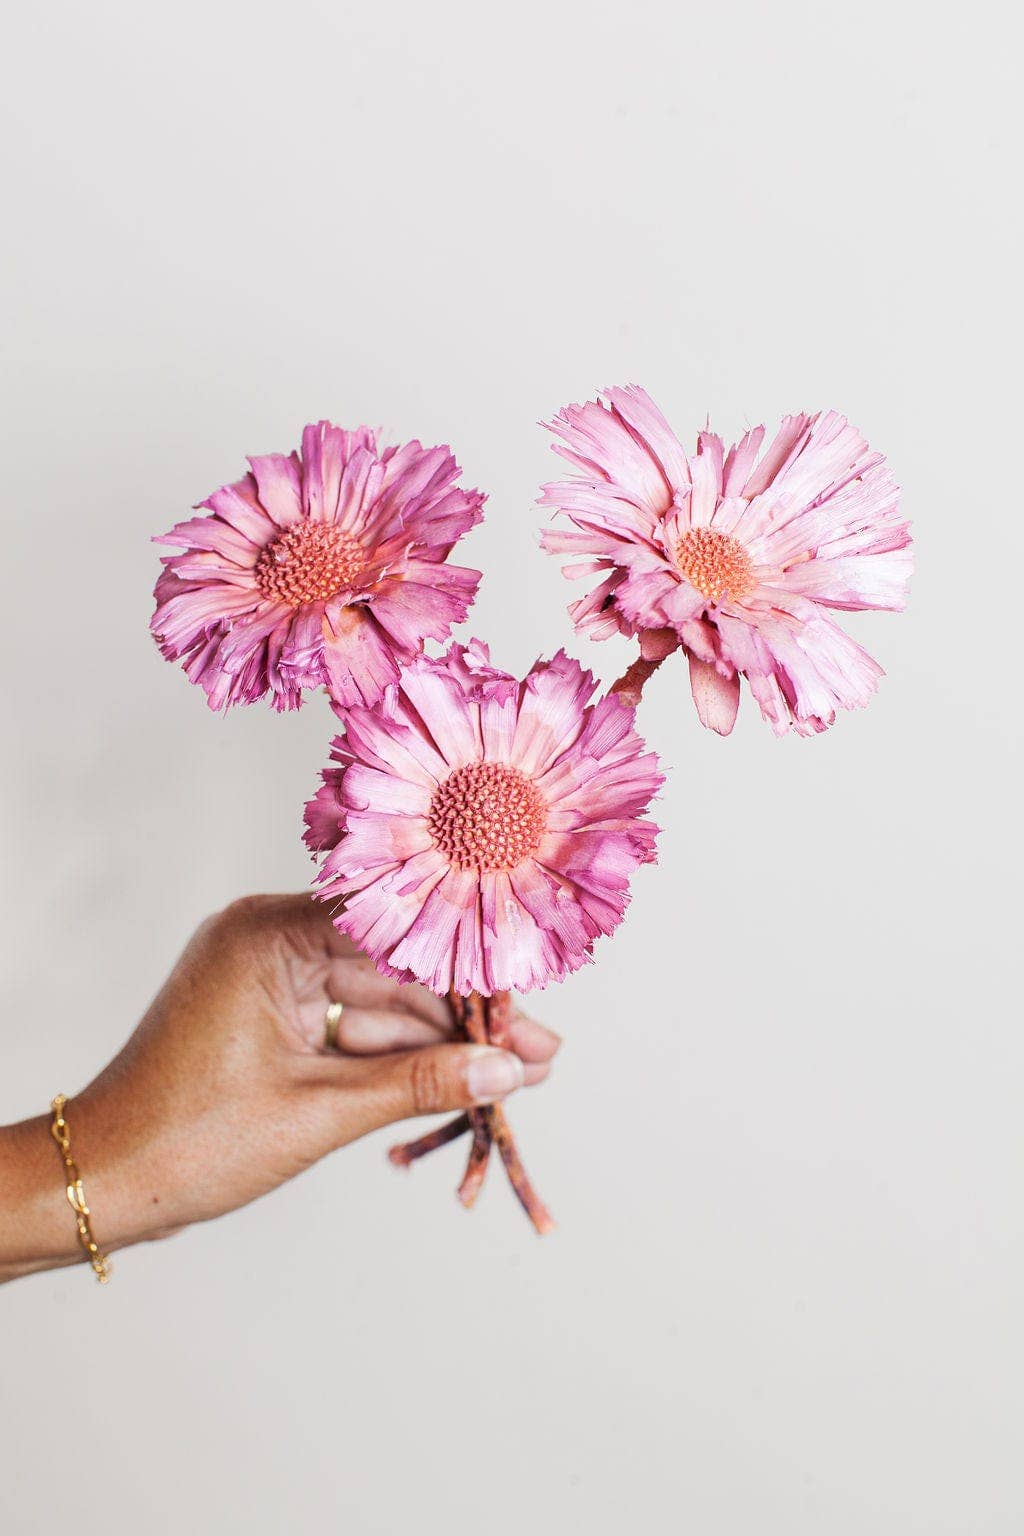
[0,895,559,1279]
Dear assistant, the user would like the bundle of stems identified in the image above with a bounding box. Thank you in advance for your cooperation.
[389,989,555,1233]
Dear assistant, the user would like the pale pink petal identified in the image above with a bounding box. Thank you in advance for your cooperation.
[677,615,720,664]
[695,431,724,498]
[688,653,741,735]
[388,868,479,996]
[773,547,913,611]
[544,394,674,519]
[395,660,481,768]
[508,860,595,958]
[740,414,812,499]
[330,848,449,962]
[510,651,594,777]
[332,811,434,880]
[479,869,572,993]
[340,708,448,788]
[603,384,692,492]
[613,564,686,631]
[566,569,632,640]
[684,448,718,528]
[307,642,661,994]
[341,763,431,818]
[541,388,911,737]
[722,427,765,497]
[152,574,263,654]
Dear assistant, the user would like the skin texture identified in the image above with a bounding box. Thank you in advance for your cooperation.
[0,894,559,1285]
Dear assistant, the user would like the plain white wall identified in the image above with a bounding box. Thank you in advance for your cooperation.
[1,2,1020,1532]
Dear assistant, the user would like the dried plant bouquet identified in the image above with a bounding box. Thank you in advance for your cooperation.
[152,392,911,1230]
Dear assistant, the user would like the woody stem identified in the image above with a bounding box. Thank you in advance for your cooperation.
[386,989,556,1234]
[609,651,666,707]
[387,1113,472,1167]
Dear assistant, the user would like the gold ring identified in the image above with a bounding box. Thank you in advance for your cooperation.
[324,1000,345,1051]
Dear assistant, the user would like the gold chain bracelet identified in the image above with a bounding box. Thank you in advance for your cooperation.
[49,1094,112,1284]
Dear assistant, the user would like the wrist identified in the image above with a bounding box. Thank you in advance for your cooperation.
[0,1089,177,1285]
[0,1115,82,1282]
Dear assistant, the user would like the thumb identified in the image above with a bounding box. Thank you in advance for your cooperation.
[351,1042,526,1133]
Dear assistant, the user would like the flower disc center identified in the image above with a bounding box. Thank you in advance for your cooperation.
[255,522,366,606]
[675,527,755,603]
[428,762,547,873]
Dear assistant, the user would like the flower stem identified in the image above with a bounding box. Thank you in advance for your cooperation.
[486,988,512,1049]
[486,1102,555,1235]
[609,651,666,707]
[388,1113,472,1167]
[456,1114,492,1207]
[609,628,678,706]
[387,988,555,1234]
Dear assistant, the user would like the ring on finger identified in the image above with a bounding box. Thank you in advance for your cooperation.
[324,1000,345,1051]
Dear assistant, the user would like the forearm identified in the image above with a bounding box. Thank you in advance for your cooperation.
[0,1114,84,1283]
[0,1092,174,1287]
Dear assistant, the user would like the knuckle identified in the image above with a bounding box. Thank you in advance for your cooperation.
[192,912,221,944]
[221,894,268,930]
[209,895,278,953]
[409,1053,449,1115]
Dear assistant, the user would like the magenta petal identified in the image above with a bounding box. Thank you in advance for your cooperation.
[369,566,481,651]
[247,452,303,527]
[303,767,348,854]
[153,421,483,714]
[321,606,402,709]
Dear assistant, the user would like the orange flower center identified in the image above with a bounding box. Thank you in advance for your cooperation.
[675,527,755,603]
[428,762,547,873]
[255,523,366,606]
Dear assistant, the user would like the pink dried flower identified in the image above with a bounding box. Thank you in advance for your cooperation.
[152,421,484,712]
[305,640,663,995]
[541,386,912,736]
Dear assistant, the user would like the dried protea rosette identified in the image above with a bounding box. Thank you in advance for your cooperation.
[304,639,663,1230]
[541,386,912,732]
[152,420,484,711]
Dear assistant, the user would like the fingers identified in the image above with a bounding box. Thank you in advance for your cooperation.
[508,1013,561,1065]
[328,1003,564,1061]
[345,1043,528,1134]
[327,1006,447,1055]
[323,962,451,1032]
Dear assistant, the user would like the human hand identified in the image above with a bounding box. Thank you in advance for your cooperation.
[0,895,559,1277]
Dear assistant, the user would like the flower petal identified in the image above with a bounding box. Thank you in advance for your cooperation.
[321,606,402,709]
[688,653,740,735]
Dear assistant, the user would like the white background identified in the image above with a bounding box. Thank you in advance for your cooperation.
[1,2,1021,1531]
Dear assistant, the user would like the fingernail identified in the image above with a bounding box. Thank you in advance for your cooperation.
[467,1048,526,1104]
